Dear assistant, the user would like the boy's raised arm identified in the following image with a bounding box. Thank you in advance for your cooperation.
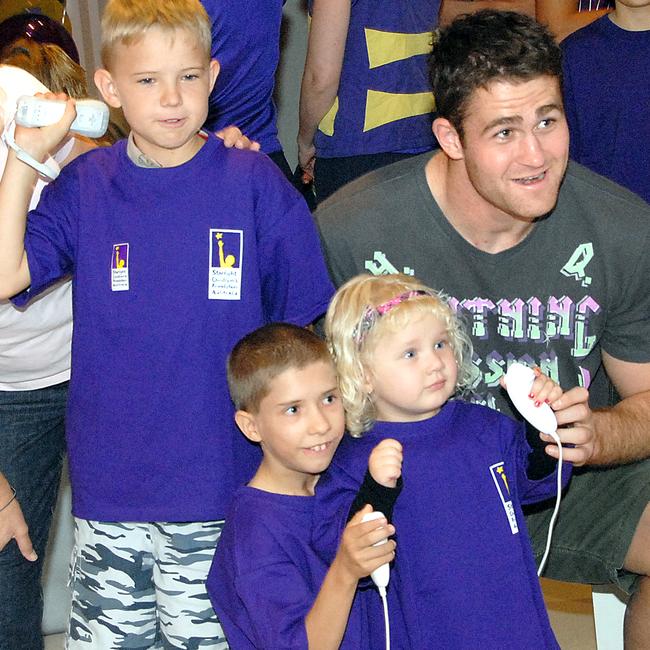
[0,95,76,299]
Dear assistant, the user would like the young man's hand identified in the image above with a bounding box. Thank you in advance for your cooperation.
[297,140,316,178]
[368,438,402,488]
[544,386,595,466]
[499,369,595,465]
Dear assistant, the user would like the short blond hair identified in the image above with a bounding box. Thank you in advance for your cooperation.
[325,273,474,436]
[101,0,212,69]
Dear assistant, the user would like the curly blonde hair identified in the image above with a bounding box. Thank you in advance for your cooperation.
[325,273,474,436]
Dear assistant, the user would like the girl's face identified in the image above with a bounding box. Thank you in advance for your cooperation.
[363,312,458,423]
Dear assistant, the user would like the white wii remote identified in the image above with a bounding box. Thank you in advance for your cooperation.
[362,511,390,589]
[504,363,558,435]
[15,95,110,138]
[505,363,565,578]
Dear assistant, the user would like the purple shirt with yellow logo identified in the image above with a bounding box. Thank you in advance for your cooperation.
[315,401,568,648]
[15,134,333,522]
[308,0,439,158]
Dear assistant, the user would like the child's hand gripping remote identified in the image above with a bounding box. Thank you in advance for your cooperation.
[15,95,110,139]
[504,363,558,436]
[361,511,390,590]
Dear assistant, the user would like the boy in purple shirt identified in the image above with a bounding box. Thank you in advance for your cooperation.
[0,1,333,646]
[561,0,650,203]
[208,323,402,648]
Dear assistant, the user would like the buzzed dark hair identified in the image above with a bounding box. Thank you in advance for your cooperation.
[429,10,562,138]
[227,323,332,412]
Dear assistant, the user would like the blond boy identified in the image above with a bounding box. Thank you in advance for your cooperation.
[0,1,333,646]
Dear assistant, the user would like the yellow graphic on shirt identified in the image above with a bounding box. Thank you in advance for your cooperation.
[364,89,435,132]
[114,245,125,268]
[318,28,435,136]
[319,97,339,137]
[496,465,510,495]
[365,28,433,69]
[215,232,235,268]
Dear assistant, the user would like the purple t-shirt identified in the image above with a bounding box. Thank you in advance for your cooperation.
[15,135,334,522]
[316,401,568,648]
[201,0,285,154]
[208,486,386,649]
[562,16,650,203]
[309,0,439,158]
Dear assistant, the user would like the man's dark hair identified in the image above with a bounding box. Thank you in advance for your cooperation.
[429,10,562,137]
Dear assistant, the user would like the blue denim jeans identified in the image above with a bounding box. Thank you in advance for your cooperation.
[0,382,67,650]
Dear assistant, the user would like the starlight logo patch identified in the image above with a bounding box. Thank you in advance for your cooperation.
[490,462,518,534]
[209,229,243,300]
[111,243,129,291]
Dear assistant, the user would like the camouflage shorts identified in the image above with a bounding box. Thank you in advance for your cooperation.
[66,518,228,649]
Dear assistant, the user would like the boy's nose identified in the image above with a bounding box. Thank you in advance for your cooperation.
[309,408,331,436]
[161,83,182,106]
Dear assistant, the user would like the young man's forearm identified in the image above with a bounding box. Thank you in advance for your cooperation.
[591,390,650,465]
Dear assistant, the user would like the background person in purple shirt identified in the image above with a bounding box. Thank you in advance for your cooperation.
[200,0,292,178]
[561,0,650,203]
[298,0,439,203]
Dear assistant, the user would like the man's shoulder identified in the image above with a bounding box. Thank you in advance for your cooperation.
[562,162,650,221]
[316,152,434,226]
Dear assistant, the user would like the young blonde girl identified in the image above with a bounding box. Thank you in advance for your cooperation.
[317,273,569,649]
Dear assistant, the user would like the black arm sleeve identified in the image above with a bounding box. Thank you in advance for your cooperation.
[347,470,403,523]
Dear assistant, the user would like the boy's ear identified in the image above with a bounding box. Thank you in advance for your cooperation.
[94,69,122,108]
[432,117,464,161]
[234,410,262,444]
[208,59,220,93]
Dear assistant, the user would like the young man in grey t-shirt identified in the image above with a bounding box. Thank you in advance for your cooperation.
[317,11,650,648]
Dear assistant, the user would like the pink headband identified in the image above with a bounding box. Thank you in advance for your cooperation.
[352,290,432,347]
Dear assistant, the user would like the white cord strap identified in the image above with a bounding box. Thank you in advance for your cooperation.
[537,433,563,577]
[2,122,60,180]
